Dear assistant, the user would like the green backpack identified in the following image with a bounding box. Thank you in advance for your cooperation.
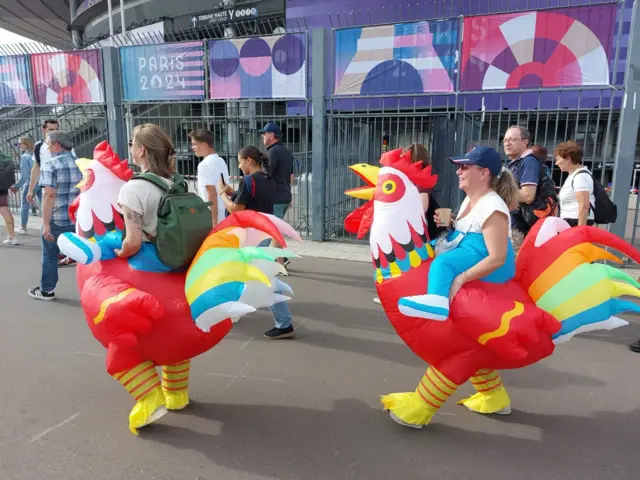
[135,172,213,269]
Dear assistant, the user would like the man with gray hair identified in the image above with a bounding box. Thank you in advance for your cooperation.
[28,131,82,301]
[504,125,557,253]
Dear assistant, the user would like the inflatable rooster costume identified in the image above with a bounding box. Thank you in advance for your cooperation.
[344,148,640,429]
[57,142,300,434]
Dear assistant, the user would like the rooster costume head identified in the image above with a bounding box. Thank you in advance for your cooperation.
[70,141,134,241]
[344,148,438,270]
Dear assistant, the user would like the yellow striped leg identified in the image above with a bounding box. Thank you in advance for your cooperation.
[458,368,511,415]
[161,360,191,411]
[113,361,167,435]
[381,366,459,429]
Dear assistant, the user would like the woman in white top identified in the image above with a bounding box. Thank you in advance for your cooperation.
[115,124,176,259]
[555,141,595,227]
[412,145,519,321]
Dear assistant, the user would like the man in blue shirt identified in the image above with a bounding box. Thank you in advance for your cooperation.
[28,131,82,301]
[504,125,539,252]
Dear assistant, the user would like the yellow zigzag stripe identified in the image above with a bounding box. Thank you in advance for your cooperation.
[93,288,136,324]
[477,301,525,345]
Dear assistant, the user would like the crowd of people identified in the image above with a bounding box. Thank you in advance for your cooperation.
[0,121,637,351]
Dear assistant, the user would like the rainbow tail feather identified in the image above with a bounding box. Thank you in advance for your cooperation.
[185,211,302,333]
[517,218,640,343]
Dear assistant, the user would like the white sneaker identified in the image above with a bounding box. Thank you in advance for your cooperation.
[15,227,27,235]
[2,237,18,245]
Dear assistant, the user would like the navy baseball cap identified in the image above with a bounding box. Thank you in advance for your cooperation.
[258,122,282,136]
[450,146,503,176]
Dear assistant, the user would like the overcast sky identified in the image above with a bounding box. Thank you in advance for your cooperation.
[0,28,32,45]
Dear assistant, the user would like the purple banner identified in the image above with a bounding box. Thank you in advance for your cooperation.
[0,55,31,105]
[334,20,458,96]
[209,33,307,99]
[121,42,206,101]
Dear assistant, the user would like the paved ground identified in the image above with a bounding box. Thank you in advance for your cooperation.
[1,228,640,480]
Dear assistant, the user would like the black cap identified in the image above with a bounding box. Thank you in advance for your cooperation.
[450,146,503,176]
[258,122,282,136]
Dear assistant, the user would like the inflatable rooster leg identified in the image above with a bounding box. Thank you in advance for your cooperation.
[58,142,303,435]
[344,149,640,430]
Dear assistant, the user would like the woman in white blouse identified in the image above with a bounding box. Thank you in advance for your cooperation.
[555,141,595,227]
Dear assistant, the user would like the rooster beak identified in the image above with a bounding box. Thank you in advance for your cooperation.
[345,163,379,200]
[75,158,92,188]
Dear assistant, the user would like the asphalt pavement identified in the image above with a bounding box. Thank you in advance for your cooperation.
[1,230,639,480]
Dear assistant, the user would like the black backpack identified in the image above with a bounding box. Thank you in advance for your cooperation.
[0,154,15,189]
[572,170,617,224]
[517,160,559,231]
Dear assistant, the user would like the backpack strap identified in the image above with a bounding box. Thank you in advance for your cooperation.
[135,172,187,193]
[571,169,591,190]
[570,169,595,214]
[34,141,43,166]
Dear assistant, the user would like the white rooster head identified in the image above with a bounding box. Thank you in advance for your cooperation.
[344,148,438,266]
[70,141,133,241]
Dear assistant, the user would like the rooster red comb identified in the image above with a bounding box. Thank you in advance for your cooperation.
[379,148,438,190]
[93,141,134,181]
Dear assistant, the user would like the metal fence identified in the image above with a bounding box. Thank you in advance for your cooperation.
[323,0,639,243]
[2,104,108,214]
[324,90,636,242]
[123,100,312,237]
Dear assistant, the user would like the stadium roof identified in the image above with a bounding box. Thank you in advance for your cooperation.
[0,0,74,50]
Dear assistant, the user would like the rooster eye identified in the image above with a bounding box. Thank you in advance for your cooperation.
[382,180,396,194]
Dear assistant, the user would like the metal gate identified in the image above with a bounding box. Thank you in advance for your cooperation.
[324,90,624,241]
[125,99,312,237]
[2,104,108,214]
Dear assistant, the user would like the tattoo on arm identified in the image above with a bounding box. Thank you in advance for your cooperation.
[126,210,143,229]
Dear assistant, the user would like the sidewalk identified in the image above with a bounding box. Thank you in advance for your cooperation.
[3,215,640,277]
[0,214,373,263]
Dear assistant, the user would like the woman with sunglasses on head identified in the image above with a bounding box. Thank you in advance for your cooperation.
[402,146,519,321]
[116,124,176,259]
[218,146,295,340]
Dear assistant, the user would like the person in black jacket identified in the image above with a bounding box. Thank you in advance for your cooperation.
[259,122,294,274]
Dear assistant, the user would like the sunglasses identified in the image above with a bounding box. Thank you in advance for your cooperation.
[128,139,133,147]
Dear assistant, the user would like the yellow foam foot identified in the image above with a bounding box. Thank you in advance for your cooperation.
[381,392,436,429]
[458,387,511,415]
[129,386,168,435]
[164,390,189,411]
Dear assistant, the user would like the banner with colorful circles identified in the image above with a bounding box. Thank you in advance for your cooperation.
[460,4,616,91]
[208,33,307,99]
[31,50,104,104]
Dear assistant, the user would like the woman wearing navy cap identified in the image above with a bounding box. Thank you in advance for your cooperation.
[399,146,520,320]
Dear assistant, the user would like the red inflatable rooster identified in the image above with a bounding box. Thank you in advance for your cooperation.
[58,142,300,434]
[345,148,640,429]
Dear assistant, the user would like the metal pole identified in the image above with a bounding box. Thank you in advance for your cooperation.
[107,0,115,45]
[610,0,640,240]
[120,0,126,34]
[311,28,327,241]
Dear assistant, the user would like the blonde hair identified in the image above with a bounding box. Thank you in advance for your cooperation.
[132,123,176,178]
[19,136,35,152]
[491,168,519,209]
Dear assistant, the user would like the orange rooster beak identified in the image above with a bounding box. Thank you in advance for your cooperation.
[75,158,93,189]
[345,163,380,200]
